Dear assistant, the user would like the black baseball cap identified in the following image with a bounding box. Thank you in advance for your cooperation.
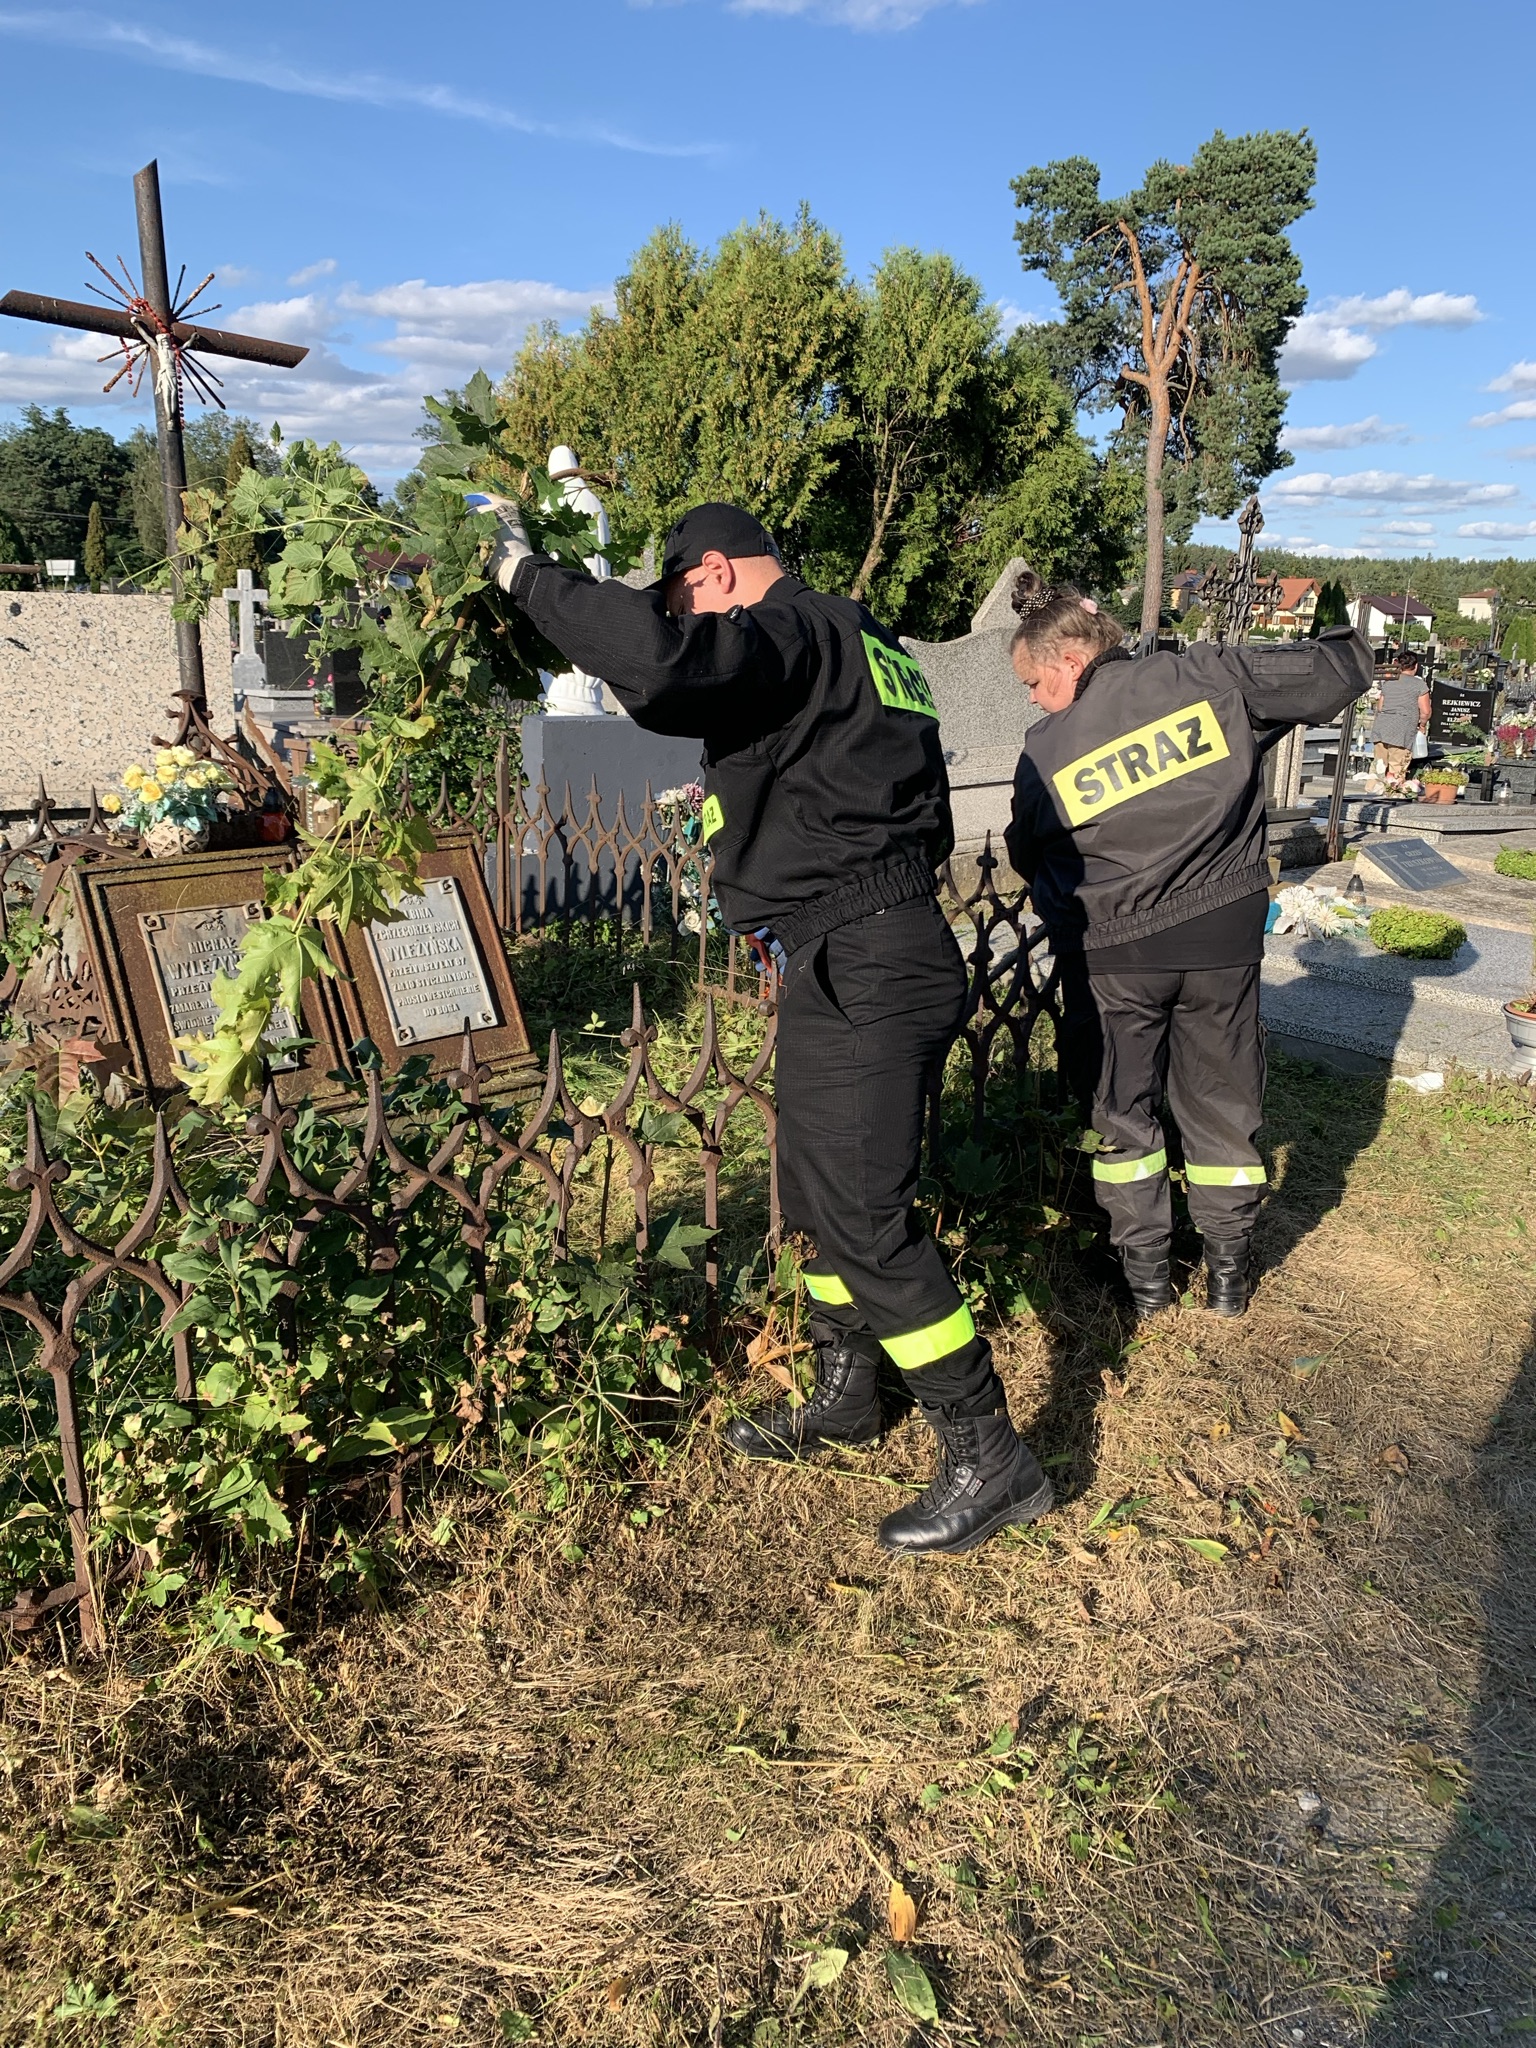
[656,502,781,587]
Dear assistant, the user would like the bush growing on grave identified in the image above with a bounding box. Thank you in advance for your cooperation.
[1494,846,1536,881]
[1368,907,1467,960]
[0,1059,718,1637]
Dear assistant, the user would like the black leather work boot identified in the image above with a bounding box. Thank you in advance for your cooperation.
[724,1327,884,1461]
[878,1406,1054,1557]
[1121,1243,1175,1317]
[1204,1239,1253,1318]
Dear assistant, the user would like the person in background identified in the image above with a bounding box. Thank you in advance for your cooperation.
[1369,652,1432,789]
[1004,569,1373,1320]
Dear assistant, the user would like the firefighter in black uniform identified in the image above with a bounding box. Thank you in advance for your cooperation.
[481,495,1054,1556]
[1004,569,1373,1317]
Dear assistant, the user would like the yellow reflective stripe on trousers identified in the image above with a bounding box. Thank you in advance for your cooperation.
[803,1272,855,1306]
[880,1302,976,1371]
[1186,1162,1268,1187]
[1091,1147,1168,1185]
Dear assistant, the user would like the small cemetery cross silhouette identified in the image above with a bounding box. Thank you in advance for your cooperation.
[0,159,308,713]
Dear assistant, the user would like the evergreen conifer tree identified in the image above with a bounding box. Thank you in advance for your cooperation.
[83,500,107,590]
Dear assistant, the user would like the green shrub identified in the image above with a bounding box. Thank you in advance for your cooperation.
[1368,907,1467,959]
[1493,846,1536,881]
[1421,767,1466,788]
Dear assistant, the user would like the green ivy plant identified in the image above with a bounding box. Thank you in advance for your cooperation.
[172,374,634,1105]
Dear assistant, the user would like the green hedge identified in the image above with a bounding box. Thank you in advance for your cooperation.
[1493,846,1536,881]
[1368,907,1468,959]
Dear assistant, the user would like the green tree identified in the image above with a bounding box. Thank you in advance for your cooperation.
[1502,614,1536,666]
[126,411,277,569]
[212,423,262,598]
[498,213,1123,638]
[0,405,132,564]
[0,504,33,588]
[503,211,858,554]
[1309,578,1350,636]
[82,500,107,589]
[1013,128,1317,638]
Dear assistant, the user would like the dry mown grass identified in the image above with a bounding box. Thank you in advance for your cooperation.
[2,1059,1533,2048]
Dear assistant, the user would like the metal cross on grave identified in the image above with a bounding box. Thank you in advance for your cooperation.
[1,159,309,714]
[1196,494,1284,645]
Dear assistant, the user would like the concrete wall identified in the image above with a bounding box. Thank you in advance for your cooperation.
[0,592,234,811]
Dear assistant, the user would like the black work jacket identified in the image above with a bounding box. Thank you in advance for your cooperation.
[1005,628,1372,953]
[509,558,954,947]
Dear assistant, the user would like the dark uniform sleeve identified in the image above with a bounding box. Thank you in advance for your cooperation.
[1219,626,1374,731]
[1005,751,1044,882]
[508,557,815,739]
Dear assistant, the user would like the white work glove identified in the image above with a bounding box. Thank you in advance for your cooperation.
[467,491,533,593]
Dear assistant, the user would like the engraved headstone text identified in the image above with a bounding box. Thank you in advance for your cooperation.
[363,877,500,1046]
[138,903,299,1069]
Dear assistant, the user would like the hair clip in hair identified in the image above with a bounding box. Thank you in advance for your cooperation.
[1080,597,1099,614]
[1011,581,1057,620]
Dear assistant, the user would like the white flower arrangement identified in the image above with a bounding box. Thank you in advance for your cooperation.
[1272,884,1365,940]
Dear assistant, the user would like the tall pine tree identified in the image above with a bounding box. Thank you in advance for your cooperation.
[83,500,107,590]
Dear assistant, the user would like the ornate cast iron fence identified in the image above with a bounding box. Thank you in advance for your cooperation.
[1,745,1064,1652]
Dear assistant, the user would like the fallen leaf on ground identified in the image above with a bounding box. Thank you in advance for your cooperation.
[888,1878,919,1942]
[1276,1411,1303,1440]
[1380,1445,1411,1478]
[885,1949,939,2023]
[605,1977,631,2009]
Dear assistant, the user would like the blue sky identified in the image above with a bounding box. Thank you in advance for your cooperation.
[1,0,1532,562]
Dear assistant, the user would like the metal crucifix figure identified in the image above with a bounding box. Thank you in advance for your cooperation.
[1,159,308,713]
[1197,494,1284,645]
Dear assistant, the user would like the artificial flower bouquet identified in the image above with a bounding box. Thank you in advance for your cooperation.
[101,747,233,856]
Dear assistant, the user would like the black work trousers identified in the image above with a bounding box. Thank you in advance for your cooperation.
[775,894,985,1392]
[1060,958,1268,1252]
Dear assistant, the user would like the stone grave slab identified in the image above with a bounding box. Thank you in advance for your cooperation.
[75,849,351,1105]
[1354,837,1464,892]
[326,831,537,1089]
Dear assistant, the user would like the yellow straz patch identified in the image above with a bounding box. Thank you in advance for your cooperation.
[700,794,725,842]
[862,632,938,718]
[1052,699,1231,826]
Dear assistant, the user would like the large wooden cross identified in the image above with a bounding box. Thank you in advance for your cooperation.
[1,159,309,713]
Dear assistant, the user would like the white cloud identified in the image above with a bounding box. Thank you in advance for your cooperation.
[0,274,613,479]
[1270,470,1520,510]
[1281,287,1485,384]
[1278,316,1378,383]
[718,0,979,21]
[1327,289,1483,330]
[1281,415,1409,451]
[0,9,720,157]
[1487,361,1536,392]
[1456,520,1536,540]
[1367,520,1436,536]
[288,258,338,287]
[217,263,260,287]
[1506,444,1536,460]
[1471,398,1536,429]
[995,301,1052,334]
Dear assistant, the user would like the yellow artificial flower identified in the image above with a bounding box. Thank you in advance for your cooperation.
[140,779,163,803]
[123,763,145,789]
[172,745,195,766]
[100,791,122,814]
[159,763,182,786]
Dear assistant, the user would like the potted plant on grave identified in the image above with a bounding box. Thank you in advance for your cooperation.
[1418,766,1466,805]
[1506,920,1536,1057]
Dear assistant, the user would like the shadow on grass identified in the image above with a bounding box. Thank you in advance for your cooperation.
[1258,1046,1393,1277]
[1366,1315,1536,2044]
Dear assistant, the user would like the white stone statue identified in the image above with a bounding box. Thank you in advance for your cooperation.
[540,444,613,718]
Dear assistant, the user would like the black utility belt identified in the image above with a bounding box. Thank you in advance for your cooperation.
[751,865,940,959]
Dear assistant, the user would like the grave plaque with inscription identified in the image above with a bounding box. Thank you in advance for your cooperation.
[75,850,350,1104]
[327,832,536,1088]
[139,902,300,1070]
[363,877,499,1046]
